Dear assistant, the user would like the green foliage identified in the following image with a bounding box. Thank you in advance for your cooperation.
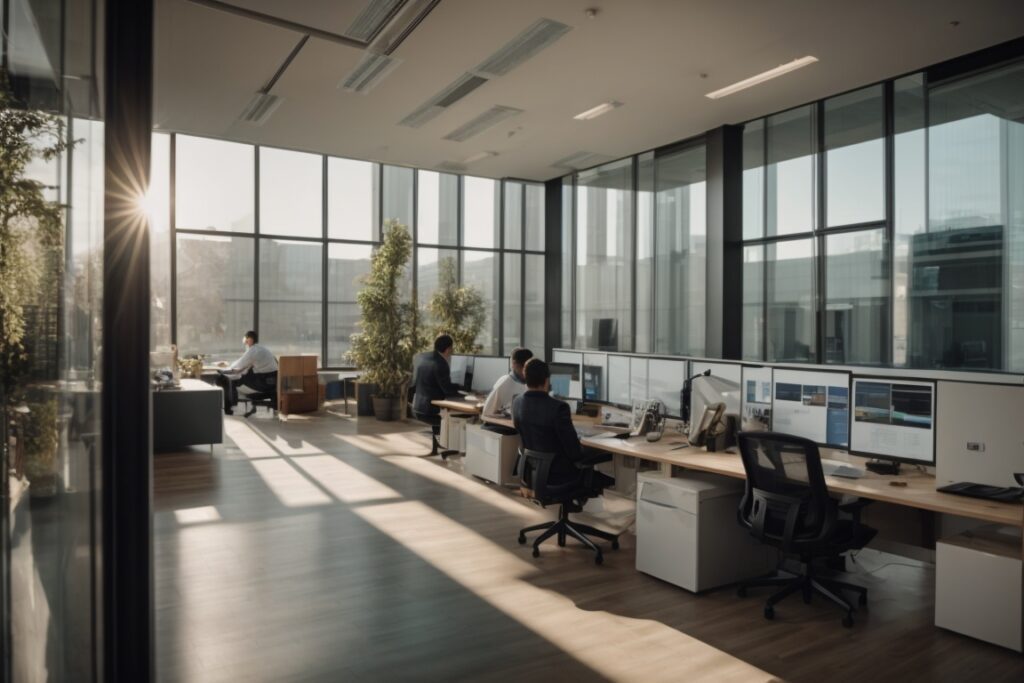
[0,84,70,398]
[427,256,486,354]
[22,393,58,480]
[346,220,419,398]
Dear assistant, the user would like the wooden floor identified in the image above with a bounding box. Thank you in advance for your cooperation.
[154,406,1024,682]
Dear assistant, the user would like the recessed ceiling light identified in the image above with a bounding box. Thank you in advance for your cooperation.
[705,56,818,99]
[573,101,623,121]
[463,151,498,164]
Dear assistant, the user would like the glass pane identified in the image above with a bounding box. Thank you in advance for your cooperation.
[175,134,254,232]
[259,239,323,361]
[463,176,500,248]
[504,181,523,250]
[382,164,413,229]
[826,229,889,365]
[655,144,706,356]
[327,243,373,365]
[892,73,926,367]
[416,170,458,246]
[150,132,172,348]
[328,157,378,241]
[825,84,884,226]
[418,247,459,318]
[767,238,815,361]
[524,183,545,252]
[259,146,322,238]
[743,119,765,240]
[742,245,764,360]
[767,105,816,236]
[462,250,500,354]
[560,176,573,347]
[635,152,654,353]
[524,254,545,354]
[503,253,522,352]
[921,61,1024,371]
[176,234,255,360]
[575,158,634,351]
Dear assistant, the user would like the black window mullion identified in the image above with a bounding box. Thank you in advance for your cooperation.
[761,117,768,362]
[630,155,638,353]
[254,145,260,335]
[170,132,177,346]
[322,154,328,365]
[816,100,826,365]
[497,180,504,354]
[520,183,527,349]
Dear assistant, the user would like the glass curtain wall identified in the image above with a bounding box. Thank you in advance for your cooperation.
[170,135,544,364]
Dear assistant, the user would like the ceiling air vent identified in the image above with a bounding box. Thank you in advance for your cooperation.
[345,0,407,42]
[399,73,492,128]
[443,106,522,142]
[474,18,571,78]
[239,92,283,125]
[436,161,468,173]
[341,52,402,93]
[551,151,614,170]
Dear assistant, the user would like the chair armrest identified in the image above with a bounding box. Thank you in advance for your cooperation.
[838,497,873,523]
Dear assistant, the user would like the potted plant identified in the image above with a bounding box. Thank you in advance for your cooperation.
[426,255,486,353]
[1,83,71,491]
[347,220,418,421]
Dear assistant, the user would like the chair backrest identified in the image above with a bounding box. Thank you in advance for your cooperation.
[736,431,836,550]
[517,448,580,503]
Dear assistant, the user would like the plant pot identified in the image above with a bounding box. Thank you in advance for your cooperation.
[27,473,58,498]
[372,396,396,421]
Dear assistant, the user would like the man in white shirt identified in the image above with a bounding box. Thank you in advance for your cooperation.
[215,330,279,415]
[481,347,533,418]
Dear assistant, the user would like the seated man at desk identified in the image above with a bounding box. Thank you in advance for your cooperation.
[411,334,462,422]
[512,359,613,488]
[481,347,533,418]
[215,330,278,415]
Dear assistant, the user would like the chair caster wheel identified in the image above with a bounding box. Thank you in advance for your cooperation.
[557,538,566,547]
[764,606,774,620]
[859,593,868,606]
[737,586,747,598]
[594,553,603,565]
[532,548,539,558]
[517,535,526,545]
[611,540,620,550]
[842,614,854,628]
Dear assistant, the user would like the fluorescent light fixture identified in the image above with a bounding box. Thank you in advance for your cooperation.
[573,101,622,120]
[705,56,818,99]
[463,151,498,164]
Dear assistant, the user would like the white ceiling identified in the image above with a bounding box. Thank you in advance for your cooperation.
[154,0,1024,181]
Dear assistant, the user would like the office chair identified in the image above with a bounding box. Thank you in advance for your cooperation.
[515,448,619,565]
[735,432,876,627]
[410,387,459,458]
[239,373,278,418]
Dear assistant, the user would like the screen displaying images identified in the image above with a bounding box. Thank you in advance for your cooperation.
[850,378,935,463]
[771,369,851,446]
[549,362,581,400]
[741,366,773,431]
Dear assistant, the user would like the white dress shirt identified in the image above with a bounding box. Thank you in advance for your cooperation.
[229,344,278,374]
[482,371,527,417]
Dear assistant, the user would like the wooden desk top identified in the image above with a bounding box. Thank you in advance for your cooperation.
[480,415,1022,527]
[432,399,483,415]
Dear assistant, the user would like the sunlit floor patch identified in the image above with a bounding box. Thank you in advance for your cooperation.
[223,420,280,460]
[250,459,332,507]
[290,455,403,504]
[354,500,775,683]
[174,506,222,525]
[335,431,430,457]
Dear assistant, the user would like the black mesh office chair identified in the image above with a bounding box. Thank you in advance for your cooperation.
[515,449,619,565]
[241,373,278,418]
[735,432,876,627]
[409,387,458,458]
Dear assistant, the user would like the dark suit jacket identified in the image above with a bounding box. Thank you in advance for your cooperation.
[511,390,582,481]
[412,351,461,416]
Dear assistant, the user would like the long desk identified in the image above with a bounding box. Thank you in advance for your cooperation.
[481,414,1023,528]
[431,399,483,415]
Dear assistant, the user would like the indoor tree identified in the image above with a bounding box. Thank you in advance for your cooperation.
[427,256,486,354]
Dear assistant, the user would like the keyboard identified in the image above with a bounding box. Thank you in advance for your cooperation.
[820,459,865,479]
[937,482,1024,503]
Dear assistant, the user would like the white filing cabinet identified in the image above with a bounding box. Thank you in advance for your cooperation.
[464,423,521,485]
[936,526,1023,652]
[439,412,472,453]
[636,471,777,593]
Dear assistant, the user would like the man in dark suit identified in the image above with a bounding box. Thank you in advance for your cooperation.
[412,334,463,455]
[512,359,614,488]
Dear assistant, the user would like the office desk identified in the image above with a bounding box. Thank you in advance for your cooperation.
[431,399,483,415]
[153,379,223,453]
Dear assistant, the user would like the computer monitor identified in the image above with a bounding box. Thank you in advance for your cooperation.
[687,375,741,443]
[850,377,935,465]
[583,365,603,401]
[591,318,618,351]
[647,359,687,418]
[771,369,851,447]
[449,354,471,389]
[741,365,773,431]
[471,356,510,394]
[548,362,581,400]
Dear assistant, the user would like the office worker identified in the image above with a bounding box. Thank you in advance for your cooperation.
[481,347,533,417]
[411,334,462,422]
[512,359,614,489]
[215,330,278,415]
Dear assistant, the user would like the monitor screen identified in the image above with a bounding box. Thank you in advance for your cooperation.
[471,356,510,394]
[548,362,581,399]
[771,369,851,447]
[647,359,687,418]
[850,378,935,464]
[741,366,773,431]
[449,355,471,389]
[583,365,603,401]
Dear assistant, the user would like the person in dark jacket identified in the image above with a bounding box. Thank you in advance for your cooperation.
[512,359,614,488]
[412,334,462,420]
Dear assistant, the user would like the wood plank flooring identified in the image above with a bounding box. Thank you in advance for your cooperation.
[154,407,1024,682]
